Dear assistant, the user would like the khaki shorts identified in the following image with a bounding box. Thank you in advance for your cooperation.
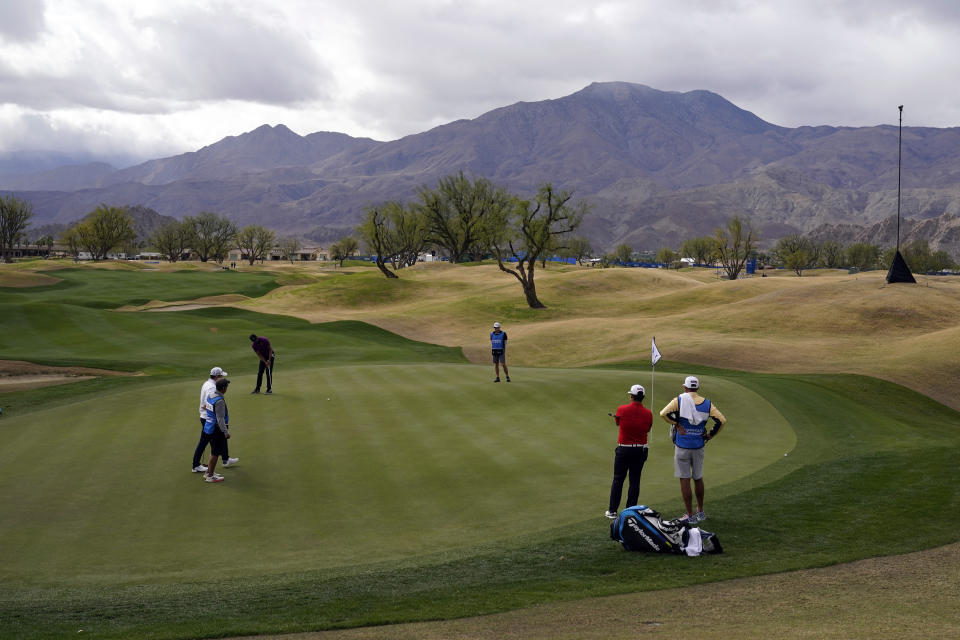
[674,446,705,480]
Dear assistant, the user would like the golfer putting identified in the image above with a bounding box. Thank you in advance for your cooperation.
[659,376,726,523]
[250,333,275,394]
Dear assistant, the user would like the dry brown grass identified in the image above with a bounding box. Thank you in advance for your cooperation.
[0,270,62,287]
[238,263,960,410]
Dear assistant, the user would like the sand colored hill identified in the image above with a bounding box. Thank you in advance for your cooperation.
[238,263,960,410]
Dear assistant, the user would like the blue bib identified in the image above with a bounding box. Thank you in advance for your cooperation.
[674,395,711,449]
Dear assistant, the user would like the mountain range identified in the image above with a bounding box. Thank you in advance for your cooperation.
[4,81,960,253]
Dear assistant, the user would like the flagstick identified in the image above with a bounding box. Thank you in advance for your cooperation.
[650,360,655,444]
[650,337,658,444]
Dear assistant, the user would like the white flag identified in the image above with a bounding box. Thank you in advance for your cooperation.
[652,338,662,365]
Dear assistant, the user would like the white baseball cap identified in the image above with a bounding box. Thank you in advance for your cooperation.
[210,367,228,377]
[629,384,645,396]
[684,375,699,390]
[493,322,501,328]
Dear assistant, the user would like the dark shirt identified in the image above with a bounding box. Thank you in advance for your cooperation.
[252,336,272,360]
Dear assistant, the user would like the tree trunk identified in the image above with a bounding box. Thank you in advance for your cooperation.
[375,258,399,278]
[521,261,544,308]
[523,283,545,308]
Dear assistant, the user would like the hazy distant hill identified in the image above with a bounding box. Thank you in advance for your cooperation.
[5,81,960,253]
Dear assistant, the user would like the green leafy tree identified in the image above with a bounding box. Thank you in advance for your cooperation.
[358,204,400,278]
[0,195,34,263]
[418,171,511,263]
[928,250,956,272]
[817,240,845,269]
[614,243,633,265]
[885,239,956,274]
[75,205,135,260]
[846,242,881,271]
[329,237,358,267]
[773,234,818,276]
[36,234,55,258]
[557,235,593,265]
[149,220,195,263]
[681,236,715,266]
[656,247,680,267]
[187,212,236,263]
[714,216,756,280]
[487,183,588,308]
[358,202,429,277]
[389,202,429,268]
[59,227,82,260]
[236,225,276,265]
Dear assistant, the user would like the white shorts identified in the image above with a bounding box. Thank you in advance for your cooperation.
[674,446,705,480]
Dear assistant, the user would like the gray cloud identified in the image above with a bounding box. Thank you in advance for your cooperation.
[0,0,47,43]
[2,0,960,160]
[0,3,334,113]
[139,6,334,105]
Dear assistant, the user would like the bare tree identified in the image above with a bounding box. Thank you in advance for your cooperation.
[236,225,276,265]
[488,184,588,308]
[277,236,301,263]
[0,195,33,263]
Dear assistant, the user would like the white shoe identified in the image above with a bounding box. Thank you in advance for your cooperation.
[204,474,224,483]
[605,510,618,519]
[223,458,239,467]
[192,465,208,473]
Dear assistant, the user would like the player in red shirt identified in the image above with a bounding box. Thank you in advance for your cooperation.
[605,384,653,519]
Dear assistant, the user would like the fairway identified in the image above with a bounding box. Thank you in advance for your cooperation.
[0,365,792,586]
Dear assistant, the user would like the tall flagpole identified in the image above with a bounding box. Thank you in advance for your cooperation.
[897,105,903,252]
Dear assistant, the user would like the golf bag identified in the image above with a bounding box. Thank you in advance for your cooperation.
[609,505,722,555]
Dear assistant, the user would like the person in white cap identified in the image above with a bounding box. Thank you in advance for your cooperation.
[605,384,653,519]
[192,366,238,472]
[659,375,726,524]
[490,322,510,382]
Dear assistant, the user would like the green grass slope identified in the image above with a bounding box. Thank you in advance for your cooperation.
[1,265,958,639]
[1,368,957,638]
[0,268,280,309]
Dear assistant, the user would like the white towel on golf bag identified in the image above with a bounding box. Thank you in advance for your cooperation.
[678,393,708,425]
[683,527,703,556]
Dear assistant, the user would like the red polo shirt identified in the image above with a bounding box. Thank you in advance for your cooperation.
[615,401,653,445]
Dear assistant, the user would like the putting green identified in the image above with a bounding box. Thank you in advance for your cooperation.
[0,364,792,587]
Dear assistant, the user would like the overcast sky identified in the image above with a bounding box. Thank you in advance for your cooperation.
[2,0,959,166]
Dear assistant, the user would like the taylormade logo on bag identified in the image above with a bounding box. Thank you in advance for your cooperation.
[627,519,660,551]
